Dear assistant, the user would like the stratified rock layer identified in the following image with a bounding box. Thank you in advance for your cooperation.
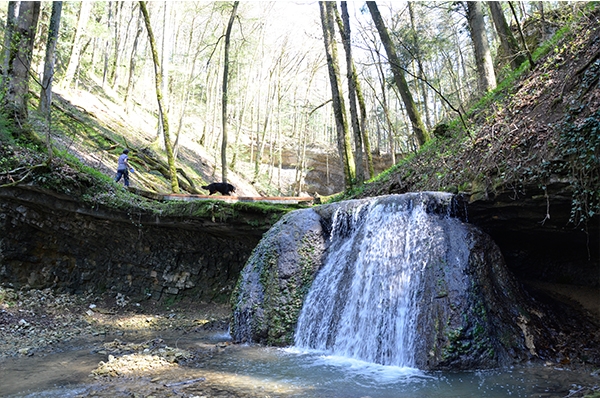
[0,186,263,302]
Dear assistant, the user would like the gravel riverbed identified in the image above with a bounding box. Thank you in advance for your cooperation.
[0,285,231,360]
[0,285,262,397]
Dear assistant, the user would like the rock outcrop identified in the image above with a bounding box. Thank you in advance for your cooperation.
[0,186,266,302]
[230,193,600,370]
[230,207,326,346]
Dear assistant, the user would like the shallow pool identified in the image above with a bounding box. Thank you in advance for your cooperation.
[3,330,598,398]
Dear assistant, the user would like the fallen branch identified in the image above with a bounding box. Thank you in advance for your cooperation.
[0,163,48,187]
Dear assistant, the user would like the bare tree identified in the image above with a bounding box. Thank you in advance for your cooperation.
[507,1,535,68]
[487,1,525,69]
[39,1,63,114]
[124,4,142,107]
[61,1,92,89]
[337,2,364,184]
[1,1,18,96]
[140,0,179,193]
[221,1,239,184]
[319,1,355,189]
[366,1,429,147]
[4,1,41,122]
[466,1,497,93]
[39,1,63,160]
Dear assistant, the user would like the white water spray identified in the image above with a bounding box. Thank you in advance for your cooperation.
[294,193,464,367]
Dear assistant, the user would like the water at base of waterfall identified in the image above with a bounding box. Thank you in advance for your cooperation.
[9,340,595,398]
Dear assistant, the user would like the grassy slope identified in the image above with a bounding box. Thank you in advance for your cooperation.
[0,80,303,227]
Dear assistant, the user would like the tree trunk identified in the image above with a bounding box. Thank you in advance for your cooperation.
[39,1,63,114]
[366,1,429,147]
[139,1,179,193]
[109,2,124,88]
[375,45,396,166]
[408,2,432,129]
[160,2,172,136]
[1,1,18,96]
[487,1,525,69]
[102,2,113,88]
[466,1,497,93]
[354,63,374,179]
[221,1,239,184]
[319,1,355,189]
[124,5,142,107]
[62,1,92,89]
[507,1,535,68]
[338,2,364,184]
[4,1,41,122]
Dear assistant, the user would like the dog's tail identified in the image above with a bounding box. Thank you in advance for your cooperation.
[201,185,209,190]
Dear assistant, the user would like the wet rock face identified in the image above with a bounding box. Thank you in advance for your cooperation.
[462,182,599,287]
[414,225,533,369]
[0,187,262,302]
[230,193,591,370]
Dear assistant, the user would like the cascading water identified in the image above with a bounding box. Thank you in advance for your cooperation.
[294,193,469,368]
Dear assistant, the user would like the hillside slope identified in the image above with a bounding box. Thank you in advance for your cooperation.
[358,6,599,216]
[44,72,262,197]
[352,6,600,322]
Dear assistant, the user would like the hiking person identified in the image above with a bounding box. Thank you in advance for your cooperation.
[115,149,133,187]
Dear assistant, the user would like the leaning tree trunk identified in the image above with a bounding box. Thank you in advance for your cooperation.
[366,1,429,147]
[319,1,355,189]
[487,1,526,70]
[5,1,41,123]
[466,1,497,94]
[221,1,239,184]
[139,1,179,193]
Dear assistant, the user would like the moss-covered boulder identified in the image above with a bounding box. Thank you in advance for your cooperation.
[230,208,327,345]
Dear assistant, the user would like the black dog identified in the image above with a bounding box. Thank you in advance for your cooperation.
[202,182,236,196]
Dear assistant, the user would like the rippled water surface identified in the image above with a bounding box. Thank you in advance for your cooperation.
[1,330,598,398]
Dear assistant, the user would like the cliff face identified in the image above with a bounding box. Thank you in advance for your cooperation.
[0,186,266,302]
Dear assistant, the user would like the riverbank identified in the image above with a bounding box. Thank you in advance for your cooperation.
[0,286,269,397]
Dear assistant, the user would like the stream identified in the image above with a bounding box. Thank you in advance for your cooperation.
[1,328,598,398]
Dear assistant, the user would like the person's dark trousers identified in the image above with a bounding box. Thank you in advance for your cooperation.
[115,169,130,186]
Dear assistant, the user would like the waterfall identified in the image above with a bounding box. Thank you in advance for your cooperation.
[294,192,467,368]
